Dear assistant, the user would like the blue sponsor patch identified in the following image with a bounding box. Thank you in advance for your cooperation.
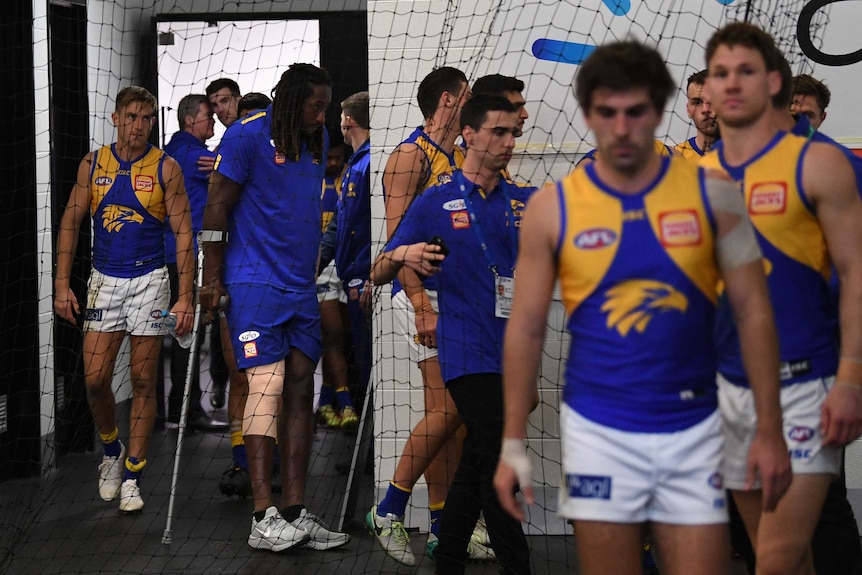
[566,474,611,499]
[714,497,726,509]
[84,308,103,322]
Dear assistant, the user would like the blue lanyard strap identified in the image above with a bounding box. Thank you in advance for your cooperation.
[460,180,517,276]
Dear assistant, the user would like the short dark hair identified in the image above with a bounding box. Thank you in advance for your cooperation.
[459,94,516,132]
[791,74,831,112]
[176,94,208,129]
[686,70,707,89]
[705,22,790,108]
[205,78,240,98]
[575,41,675,113]
[237,92,271,117]
[416,66,468,119]
[341,91,370,130]
[116,86,157,112]
[472,74,525,97]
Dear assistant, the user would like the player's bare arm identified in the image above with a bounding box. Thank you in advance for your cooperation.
[54,153,94,325]
[383,143,438,347]
[162,156,194,336]
[804,143,862,446]
[200,171,242,321]
[371,242,445,286]
[708,172,790,511]
[495,183,559,521]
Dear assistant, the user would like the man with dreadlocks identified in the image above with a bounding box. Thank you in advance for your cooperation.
[201,63,350,553]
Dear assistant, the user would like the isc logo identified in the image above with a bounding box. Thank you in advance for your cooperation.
[566,474,612,500]
[574,228,617,250]
[788,426,815,442]
[789,448,812,459]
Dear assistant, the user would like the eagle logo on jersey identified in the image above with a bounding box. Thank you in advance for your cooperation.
[101,204,144,232]
[601,280,688,336]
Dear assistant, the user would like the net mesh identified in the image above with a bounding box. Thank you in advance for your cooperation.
[1,1,840,573]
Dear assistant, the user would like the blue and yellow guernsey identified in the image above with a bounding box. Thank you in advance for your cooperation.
[387,127,466,296]
[701,132,837,387]
[320,167,345,233]
[89,143,168,278]
[557,156,720,432]
[674,137,706,161]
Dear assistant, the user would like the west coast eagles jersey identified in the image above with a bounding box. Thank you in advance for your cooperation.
[556,156,721,433]
[89,143,168,278]
[701,132,837,387]
[387,127,466,294]
[674,137,706,161]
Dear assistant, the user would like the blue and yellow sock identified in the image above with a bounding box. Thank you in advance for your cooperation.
[335,386,354,409]
[231,429,248,469]
[429,502,444,537]
[100,427,122,458]
[123,456,146,483]
[319,384,335,407]
[378,481,411,518]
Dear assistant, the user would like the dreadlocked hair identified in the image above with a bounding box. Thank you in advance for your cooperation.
[271,63,332,163]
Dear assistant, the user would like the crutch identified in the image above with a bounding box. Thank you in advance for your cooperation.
[162,247,206,545]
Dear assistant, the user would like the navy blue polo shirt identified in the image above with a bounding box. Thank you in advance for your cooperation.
[388,170,537,383]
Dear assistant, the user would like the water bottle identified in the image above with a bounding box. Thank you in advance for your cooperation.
[163,311,193,349]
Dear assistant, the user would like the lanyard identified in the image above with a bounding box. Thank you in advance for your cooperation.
[460,180,517,276]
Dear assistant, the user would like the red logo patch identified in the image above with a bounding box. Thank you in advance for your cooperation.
[243,342,258,358]
[451,211,470,229]
[134,175,153,192]
[749,182,787,215]
[659,210,702,247]
[274,152,286,165]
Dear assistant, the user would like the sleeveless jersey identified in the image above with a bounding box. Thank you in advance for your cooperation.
[321,167,345,233]
[89,143,168,278]
[557,156,720,432]
[387,127,465,295]
[674,137,706,161]
[701,133,837,387]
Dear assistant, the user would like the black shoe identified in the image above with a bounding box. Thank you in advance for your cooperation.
[219,465,252,498]
[210,381,226,409]
[188,412,228,432]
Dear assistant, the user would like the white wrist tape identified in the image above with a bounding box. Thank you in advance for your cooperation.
[500,438,532,488]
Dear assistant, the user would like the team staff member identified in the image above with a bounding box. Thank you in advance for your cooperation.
[54,86,194,513]
[373,94,536,575]
[201,63,349,553]
[495,41,790,575]
[163,93,223,430]
[702,22,862,575]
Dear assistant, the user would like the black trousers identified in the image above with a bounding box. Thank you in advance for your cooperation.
[435,373,531,575]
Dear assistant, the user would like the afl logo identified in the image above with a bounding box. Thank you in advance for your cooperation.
[150,310,163,320]
[788,426,815,442]
[238,330,260,342]
[95,176,113,186]
[707,472,723,490]
[437,174,453,184]
[574,228,617,250]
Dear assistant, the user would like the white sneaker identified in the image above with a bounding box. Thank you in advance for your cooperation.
[291,508,350,550]
[97,443,125,501]
[366,504,416,566]
[118,479,144,513]
[248,506,310,552]
[468,516,497,562]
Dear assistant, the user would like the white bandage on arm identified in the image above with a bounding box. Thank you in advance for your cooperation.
[500,438,533,488]
[705,175,762,271]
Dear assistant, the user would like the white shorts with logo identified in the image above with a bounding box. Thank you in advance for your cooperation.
[316,261,347,304]
[84,267,170,336]
[558,404,728,525]
[718,373,840,489]
[392,288,439,363]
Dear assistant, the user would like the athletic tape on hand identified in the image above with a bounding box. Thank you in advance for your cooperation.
[500,438,532,488]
